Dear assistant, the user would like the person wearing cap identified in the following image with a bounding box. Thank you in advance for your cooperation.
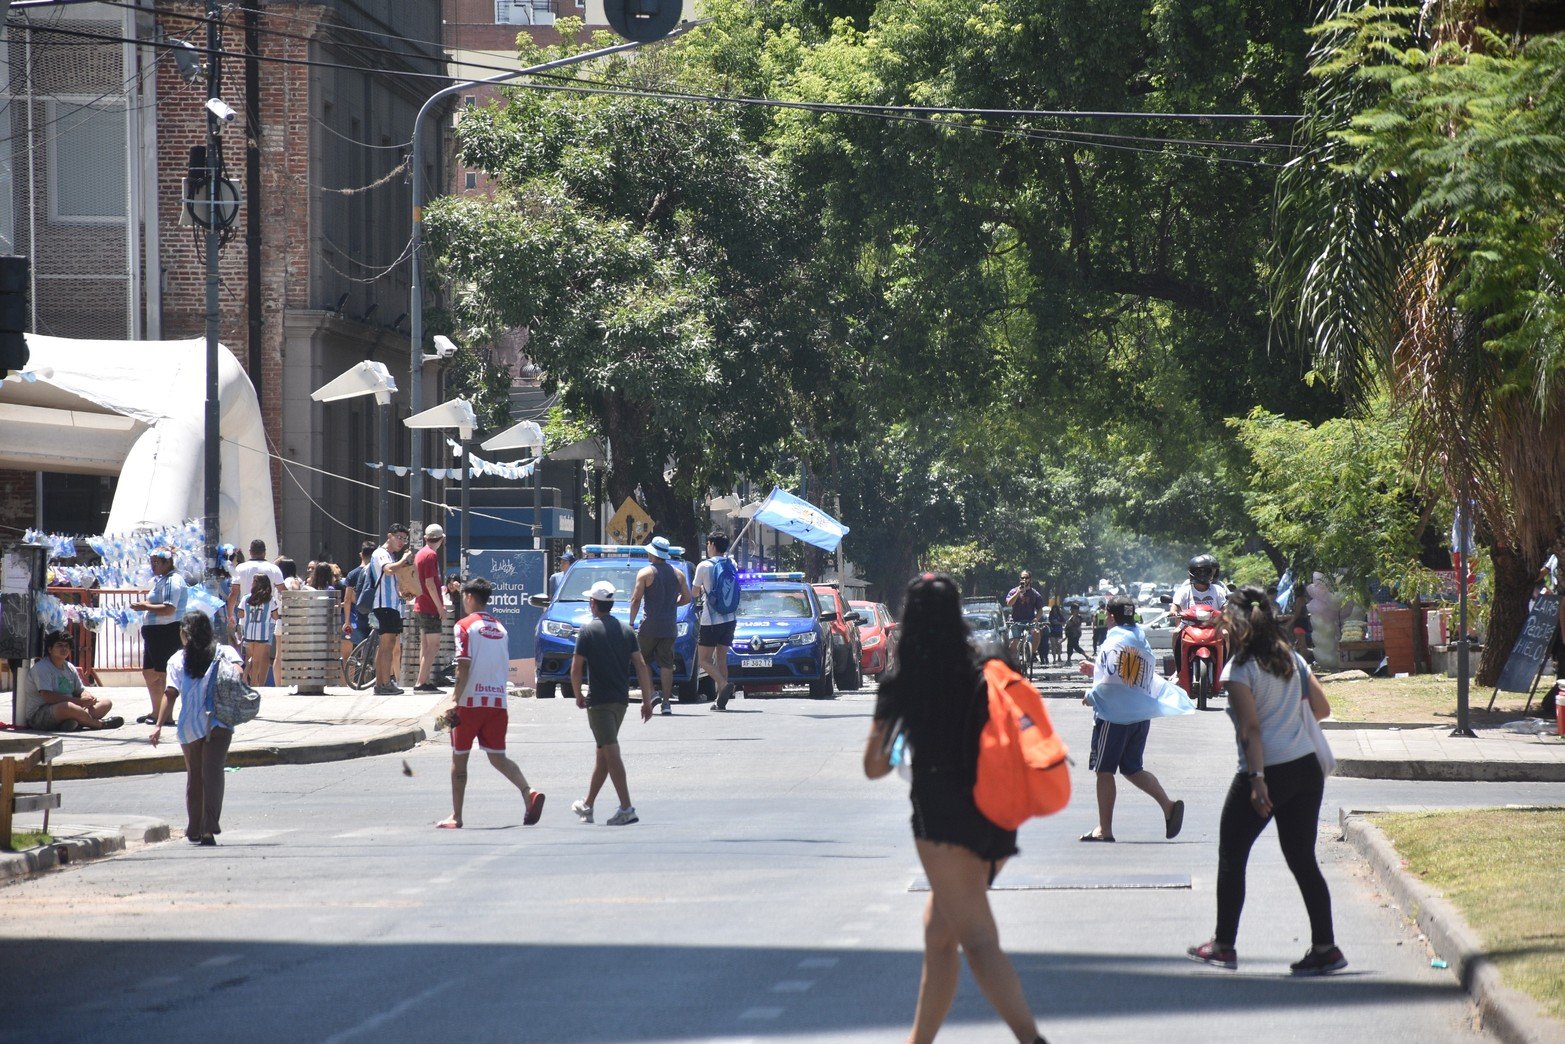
[547,548,576,599]
[570,579,654,825]
[413,524,448,694]
[130,548,188,725]
[628,535,691,715]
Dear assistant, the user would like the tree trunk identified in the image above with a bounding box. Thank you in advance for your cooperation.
[1477,544,1533,686]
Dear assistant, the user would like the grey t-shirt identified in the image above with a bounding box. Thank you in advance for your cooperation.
[32,659,83,701]
[1220,651,1318,772]
[575,615,635,705]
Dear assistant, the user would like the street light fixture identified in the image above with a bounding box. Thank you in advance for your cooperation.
[311,361,398,537]
[483,419,545,551]
[405,397,478,575]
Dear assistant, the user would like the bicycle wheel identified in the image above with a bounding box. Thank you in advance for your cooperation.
[346,635,377,691]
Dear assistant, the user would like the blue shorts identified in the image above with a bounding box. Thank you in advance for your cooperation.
[1089,718,1150,776]
[1009,621,1037,639]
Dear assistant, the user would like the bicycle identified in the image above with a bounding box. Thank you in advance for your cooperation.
[1012,623,1036,680]
[344,629,379,691]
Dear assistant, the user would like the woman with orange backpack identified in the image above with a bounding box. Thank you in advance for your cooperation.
[864,573,1049,1044]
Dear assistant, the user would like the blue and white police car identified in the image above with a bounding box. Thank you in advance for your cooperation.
[726,572,836,699]
[529,544,704,701]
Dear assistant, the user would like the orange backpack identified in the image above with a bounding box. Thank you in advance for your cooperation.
[973,657,1071,830]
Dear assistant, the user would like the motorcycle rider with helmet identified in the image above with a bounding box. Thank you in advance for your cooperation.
[1171,554,1229,682]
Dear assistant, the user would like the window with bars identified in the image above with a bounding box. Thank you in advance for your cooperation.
[46,99,128,222]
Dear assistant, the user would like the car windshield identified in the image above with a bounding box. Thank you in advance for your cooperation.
[964,612,997,630]
[741,588,814,619]
[555,564,641,602]
[850,602,879,628]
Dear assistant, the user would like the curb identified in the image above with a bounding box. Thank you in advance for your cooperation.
[1,816,170,885]
[1338,809,1565,1044]
[1335,757,1565,783]
[19,724,428,782]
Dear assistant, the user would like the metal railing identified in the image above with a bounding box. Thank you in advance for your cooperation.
[44,587,144,682]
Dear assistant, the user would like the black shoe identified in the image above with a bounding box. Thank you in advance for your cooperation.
[136,714,156,725]
[198,836,218,847]
[413,684,443,693]
[1290,945,1347,976]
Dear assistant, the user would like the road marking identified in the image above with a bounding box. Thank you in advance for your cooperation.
[396,887,426,896]
[834,938,861,947]
[320,979,455,1044]
[212,829,287,843]
[737,1007,784,1021]
[197,954,242,969]
[770,980,814,993]
[333,828,384,840]
[134,975,180,989]
[796,957,838,970]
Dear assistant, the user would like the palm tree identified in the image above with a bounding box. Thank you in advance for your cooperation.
[1270,1,1565,684]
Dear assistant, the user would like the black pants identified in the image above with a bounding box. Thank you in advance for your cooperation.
[1216,754,1334,948]
[1066,634,1087,659]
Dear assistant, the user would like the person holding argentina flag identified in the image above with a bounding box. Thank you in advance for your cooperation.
[1076,595,1193,843]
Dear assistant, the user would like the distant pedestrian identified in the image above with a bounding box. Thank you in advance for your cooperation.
[369,523,415,695]
[1047,600,1065,663]
[29,630,123,731]
[864,573,1048,1044]
[214,543,239,646]
[692,531,738,710]
[150,610,242,846]
[305,562,335,591]
[436,577,545,829]
[1187,586,1346,975]
[1077,596,1184,843]
[628,535,691,716]
[413,524,448,694]
[227,539,283,624]
[341,541,376,682]
[275,556,304,592]
[130,547,186,724]
[1091,603,1108,653]
[547,549,576,598]
[240,574,279,687]
[570,580,654,826]
[1064,605,1086,660]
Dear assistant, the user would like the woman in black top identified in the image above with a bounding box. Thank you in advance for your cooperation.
[865,573,1047,1044]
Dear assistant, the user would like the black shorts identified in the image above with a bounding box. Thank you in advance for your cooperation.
[910,771,1018,864]
[698,620,736,647]
[372,607,404,635]
[142,623,182,672]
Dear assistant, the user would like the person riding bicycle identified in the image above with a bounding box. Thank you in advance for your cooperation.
[1004,571,1046,659]
[1171,554,1230,679]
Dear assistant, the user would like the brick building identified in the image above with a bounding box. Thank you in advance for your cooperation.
[0,0,446,562]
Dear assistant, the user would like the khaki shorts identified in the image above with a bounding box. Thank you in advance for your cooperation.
[587,702,628,748]
[637,631,677,669]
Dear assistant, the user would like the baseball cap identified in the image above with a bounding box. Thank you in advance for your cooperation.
[560,549,576,562]
[424,523,445,541]
[645,536,671,560]
[588,580,616,601]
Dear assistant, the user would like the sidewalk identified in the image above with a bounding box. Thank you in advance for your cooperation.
[1,685,450,781]
[0,814,169,883]
[1327,721,1565,782]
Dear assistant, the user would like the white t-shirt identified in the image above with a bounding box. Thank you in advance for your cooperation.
[693,558,737,626]
[1172,580,1229,614]
[1220,652,1318,772]
[232,559,284,603]
[165,645,243,745]
[370,547,403,611]
[454,612,509,709]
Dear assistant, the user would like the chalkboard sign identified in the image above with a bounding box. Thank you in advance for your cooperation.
[1495,593,1561,693]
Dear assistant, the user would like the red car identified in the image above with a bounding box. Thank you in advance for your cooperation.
[813,584,865,691]
[851,599,898,681]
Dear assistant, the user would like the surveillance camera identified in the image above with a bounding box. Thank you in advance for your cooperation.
[432,335,460,359]
[206,98,237,124]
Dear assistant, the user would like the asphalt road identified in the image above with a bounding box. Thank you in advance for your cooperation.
[2,684,1556,1043]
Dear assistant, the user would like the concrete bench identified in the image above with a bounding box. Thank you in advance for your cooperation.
[1,737,63,849]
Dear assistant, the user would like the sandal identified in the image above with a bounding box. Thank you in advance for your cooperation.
[1078,830,1115,842]
[1165,799,1185,840]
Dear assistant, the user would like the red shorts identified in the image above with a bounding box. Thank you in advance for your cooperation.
[452,706,508,754]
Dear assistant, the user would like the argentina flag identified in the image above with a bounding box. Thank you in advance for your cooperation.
[750,487,851,553]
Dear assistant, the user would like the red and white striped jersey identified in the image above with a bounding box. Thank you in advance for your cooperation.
[454,612,509,709]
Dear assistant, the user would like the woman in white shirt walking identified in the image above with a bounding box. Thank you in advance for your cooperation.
[1187,585,1347,976]
[150,611,243,845]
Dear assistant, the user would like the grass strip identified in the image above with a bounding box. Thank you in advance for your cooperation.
[8,831,52,850]
[1372,808,1565,1022]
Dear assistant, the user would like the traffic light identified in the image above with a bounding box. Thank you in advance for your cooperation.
[0,255,28,380]
[604,0,683,42]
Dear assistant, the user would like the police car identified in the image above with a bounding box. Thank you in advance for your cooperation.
[726,572,836,699]
[528,544,704,701]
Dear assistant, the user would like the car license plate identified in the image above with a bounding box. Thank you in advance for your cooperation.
[741,657,773,668]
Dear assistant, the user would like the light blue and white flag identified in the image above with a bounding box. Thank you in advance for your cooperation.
[751,487,850,553]
[1085,624,1195,724]
[1277,568,1296,612]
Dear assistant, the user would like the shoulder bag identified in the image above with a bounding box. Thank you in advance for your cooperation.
[210,654,262,728]
[1296,655,1336,776]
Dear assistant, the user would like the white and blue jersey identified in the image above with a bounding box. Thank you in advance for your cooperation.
[144,572,188,627]
[241,599,278,643]
[370,547,401,611]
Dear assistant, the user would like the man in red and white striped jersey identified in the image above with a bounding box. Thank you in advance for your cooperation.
[437,577,545,829]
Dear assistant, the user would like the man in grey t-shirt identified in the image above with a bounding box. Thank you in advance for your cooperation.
[570,581,654,826]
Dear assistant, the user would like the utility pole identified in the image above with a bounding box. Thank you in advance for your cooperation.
[202,0,222,584]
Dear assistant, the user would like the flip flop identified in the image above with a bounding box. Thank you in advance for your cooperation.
[1166,799,1186,840]
[524,791,546,826]
[1079,831,1115,842]
[435,819,462,829]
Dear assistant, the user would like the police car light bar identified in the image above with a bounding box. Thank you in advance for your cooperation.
[582,543,687,559]
[739,571,806,583]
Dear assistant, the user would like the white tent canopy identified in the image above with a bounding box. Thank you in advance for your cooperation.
[0,334,276,550]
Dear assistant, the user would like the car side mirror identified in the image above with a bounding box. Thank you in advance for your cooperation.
[820,610,838,622]
[846,612,864,624]
[529,594,551,609]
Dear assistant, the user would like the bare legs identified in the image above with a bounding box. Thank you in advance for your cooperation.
[440,751,534,828]
[697,644,729,694]
[374,632,401,689]
[141,669,165,719]
[418,627,440,687]
[584,742,630,810]
[1091,769,1176,840]
[910,840,1039,1044]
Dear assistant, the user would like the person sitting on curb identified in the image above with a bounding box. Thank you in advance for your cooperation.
[28,630,123,732]
[1077,595,1189,842]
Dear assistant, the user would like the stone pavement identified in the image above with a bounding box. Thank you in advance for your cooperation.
[0,684,449,781]
[1326,722,1565,782]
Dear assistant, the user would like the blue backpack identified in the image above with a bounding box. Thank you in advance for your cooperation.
[707,556,741,616]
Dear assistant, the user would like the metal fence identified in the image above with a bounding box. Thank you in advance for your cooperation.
[46,587,142,681]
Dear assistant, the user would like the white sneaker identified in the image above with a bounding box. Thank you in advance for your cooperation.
[570,800,593,823]
[606,806,638,826]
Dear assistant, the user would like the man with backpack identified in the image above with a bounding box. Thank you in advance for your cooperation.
[1077,595,1186,843]
[692,531,741,710]
[341,541,377,648]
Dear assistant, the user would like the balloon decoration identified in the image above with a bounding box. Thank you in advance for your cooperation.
[24,519,215,635]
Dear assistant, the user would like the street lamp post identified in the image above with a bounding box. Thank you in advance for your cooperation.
[482,419,545,550]
[405,397,478,574]
[405,25,701,531]
[310,361,399,537]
